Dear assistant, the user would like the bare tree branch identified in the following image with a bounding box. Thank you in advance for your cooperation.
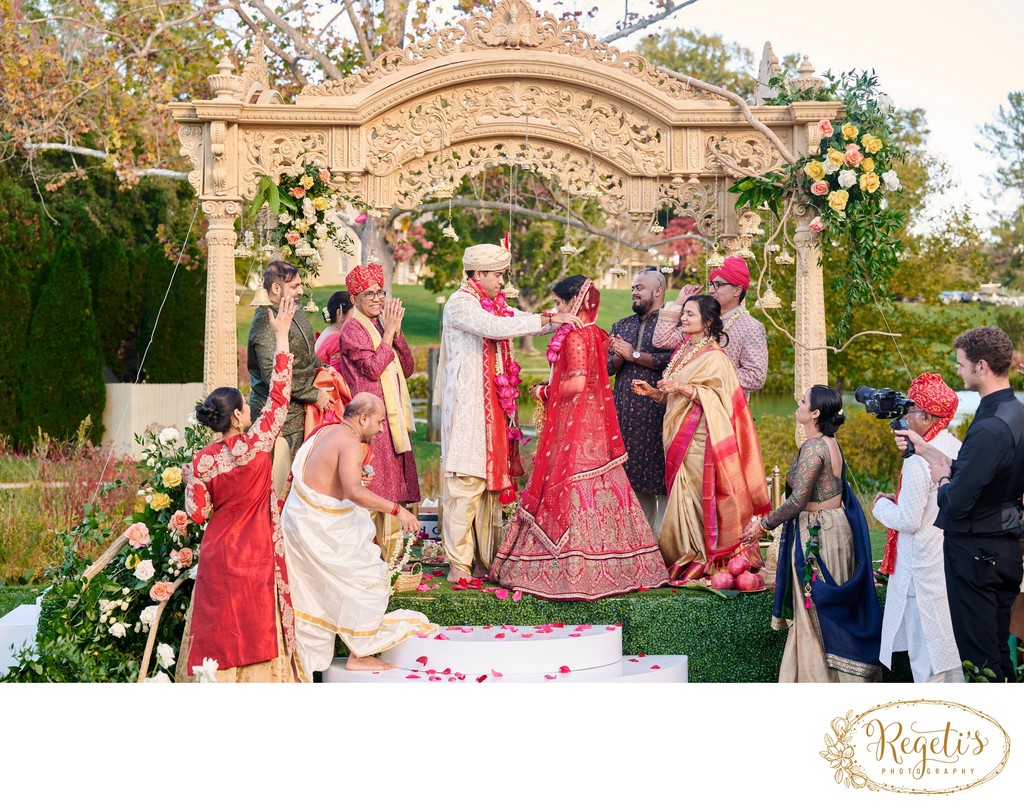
[241,0,345,82]
[599,0,700,45]
[22,143,188,180]
[341,0,374,64]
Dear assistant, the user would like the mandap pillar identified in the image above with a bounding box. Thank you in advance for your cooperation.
[201,199,242,393]
[792,214,828,403]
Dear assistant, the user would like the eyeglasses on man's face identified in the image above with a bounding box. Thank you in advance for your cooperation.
[707,280,734,291]
[360,290,388,300]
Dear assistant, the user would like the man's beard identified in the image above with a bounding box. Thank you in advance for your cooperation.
[632,298,651,316]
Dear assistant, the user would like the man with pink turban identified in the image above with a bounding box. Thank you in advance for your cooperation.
[653,255,768,398]
[873,373,963,682]
[336,263,419,564]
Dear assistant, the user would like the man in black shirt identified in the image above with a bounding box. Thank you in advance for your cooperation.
[900,327,1024,681]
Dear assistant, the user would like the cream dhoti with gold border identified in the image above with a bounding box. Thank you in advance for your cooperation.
[281,436,437,681]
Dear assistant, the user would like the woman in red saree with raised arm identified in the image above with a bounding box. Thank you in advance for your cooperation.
[490,276,668,600]
[633,294,770,583]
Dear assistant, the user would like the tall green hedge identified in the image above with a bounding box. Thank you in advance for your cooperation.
[92,237,138,379]
[0,248,31,440]
[20,240,106,443]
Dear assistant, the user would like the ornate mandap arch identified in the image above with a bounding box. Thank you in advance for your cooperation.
[171,0,841,399]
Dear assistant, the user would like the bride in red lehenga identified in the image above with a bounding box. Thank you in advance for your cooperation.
[490,276,669,600]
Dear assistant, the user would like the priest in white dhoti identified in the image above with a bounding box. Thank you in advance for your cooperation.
[872,373,963,683]
[433,243,582,582]
[281,393,437,679]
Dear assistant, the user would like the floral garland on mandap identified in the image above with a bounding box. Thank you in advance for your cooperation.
[730,71,905,332]
[3,423,214,683]
[247,162,354,277]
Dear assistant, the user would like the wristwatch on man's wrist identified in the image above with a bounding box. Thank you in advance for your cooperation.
[631,350,641,361]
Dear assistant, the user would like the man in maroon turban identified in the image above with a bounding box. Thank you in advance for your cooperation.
[653,255,768,398]
[873,373,962,682]
[336,263,419,564]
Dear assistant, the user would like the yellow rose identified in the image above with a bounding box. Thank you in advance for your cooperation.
[150,492,172,511]
[841,123,859,140]
[313,196,328,211]
[827,148,844,167]
[862,134,883,154]
[860,158,875,173]
[827,189,850,212]
[295,220,309,234]
[280,246,292,257]
[300,174,314,189]
[161,466,182,488]
[124,553,141,570]
[803,161,825,181]
[859,172,880,193]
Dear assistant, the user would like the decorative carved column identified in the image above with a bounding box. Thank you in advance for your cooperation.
[793,214,828,401]
[202,199,242,393]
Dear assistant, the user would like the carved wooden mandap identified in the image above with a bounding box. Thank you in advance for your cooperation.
[171,0,841,398]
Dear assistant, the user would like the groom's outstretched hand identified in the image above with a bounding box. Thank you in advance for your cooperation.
[550,312,583,329]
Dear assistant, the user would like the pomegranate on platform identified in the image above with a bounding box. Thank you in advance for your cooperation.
[709,571,735,590]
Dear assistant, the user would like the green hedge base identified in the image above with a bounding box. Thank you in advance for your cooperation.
[337,585,914,683]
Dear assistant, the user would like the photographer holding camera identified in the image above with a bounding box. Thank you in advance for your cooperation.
[872,374,962,682]
[896,327,1024,682]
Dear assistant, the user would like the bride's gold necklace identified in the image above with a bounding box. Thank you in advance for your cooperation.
[666,335,713,378]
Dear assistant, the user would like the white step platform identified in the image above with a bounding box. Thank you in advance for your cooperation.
[322,624,687,683]
[0,602,41,677]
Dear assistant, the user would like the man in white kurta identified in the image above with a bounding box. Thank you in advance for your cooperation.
[872,373,963,683]
[281,393,437,680]
[433,243,580,582]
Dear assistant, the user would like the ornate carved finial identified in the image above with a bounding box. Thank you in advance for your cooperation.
[480,0,541,48]
[208,53,241,99]
[790,55,824,94]
[754,42,782,104]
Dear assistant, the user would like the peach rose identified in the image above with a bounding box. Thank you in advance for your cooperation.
[286,231,300,245]
[817,119,834,138]
[318,168,331,183]
[860,157,875,173]
[126,522,151,549]
[173,547,195,568]
[808,216,824,233]
[827,189,850,212]
[169,510,189,537]
[289,186,306,199]
[843,144,864,167]
[150,581,176,602]
[810,180,830,196]
[859,172,881,193]
[803,161,825,181]
[841,123,859,140]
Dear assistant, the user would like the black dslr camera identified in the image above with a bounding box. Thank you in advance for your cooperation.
[854,386,915,458]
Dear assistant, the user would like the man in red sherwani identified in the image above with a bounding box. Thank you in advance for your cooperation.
[337,263,420,562]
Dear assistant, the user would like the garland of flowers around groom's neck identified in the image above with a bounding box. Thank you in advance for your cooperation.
[465,276,524,442]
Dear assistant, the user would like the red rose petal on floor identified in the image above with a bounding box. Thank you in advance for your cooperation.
[509,627,519,633]
[476,674,487,683]
[405,674,421,679]
[416,633,429,638]
[502,624,515,630]
[416,655,428,666]
[461,627,473,633]
[552,622,565,628]
[429,676,442,682]
[558,665,571,674]
[483,625,494,629]
[442,667,452,675]
[448,677,457,682]
[605,626,616,631]
[544,674,557,680]
[451,585,466,591]
[569,633,581,637]
[512,590,522,602]
[494,633,506,639]
[435,633,449,640]
[629,658,639,663]
[638,653,646,657]
[431,584,440,589]
[651,665,661,670]
[522,633,533,638]
[446,626,462,631]
[426,669,436,674]
[491,669,503,678]
[416,584,429,592]
[615,622,622,627]
[494,588,509,600]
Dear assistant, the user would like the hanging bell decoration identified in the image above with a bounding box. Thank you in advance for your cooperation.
[705,247,726,270]
[758,282,783,310]
[502,281,520,300]
[249,287,272,307]
[442,222,459,242]
[233,244,253,259]
[774,249,795,266]
[609,265,627,277]
[649,212,664,234]
[303,299,320,313]
[577,181,600,199]
[431,178,455,199]
[738,246,756,261]
[764,242,781,254]
[295,240,316,258]
[560,243,579,256]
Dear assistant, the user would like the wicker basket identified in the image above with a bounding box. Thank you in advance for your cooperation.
[393,563,423,592]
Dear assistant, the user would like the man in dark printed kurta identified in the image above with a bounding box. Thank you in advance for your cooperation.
[608,269,674,536]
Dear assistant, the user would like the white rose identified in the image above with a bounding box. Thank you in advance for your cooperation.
[186,411,199,427]
[821,159,839,176]
[838,169,857,189]
[144,672,172,684]
[98,599,111,614]
[134,559,156,582]
[156,643,176,670]
[140,605,158,628]
[315,224,328,238]
[109,622,127,638]
[146,458,156,467]
[193,657,220,683]
[279,213,292,225]
[158,427,180,445]
[881,170,902,192]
